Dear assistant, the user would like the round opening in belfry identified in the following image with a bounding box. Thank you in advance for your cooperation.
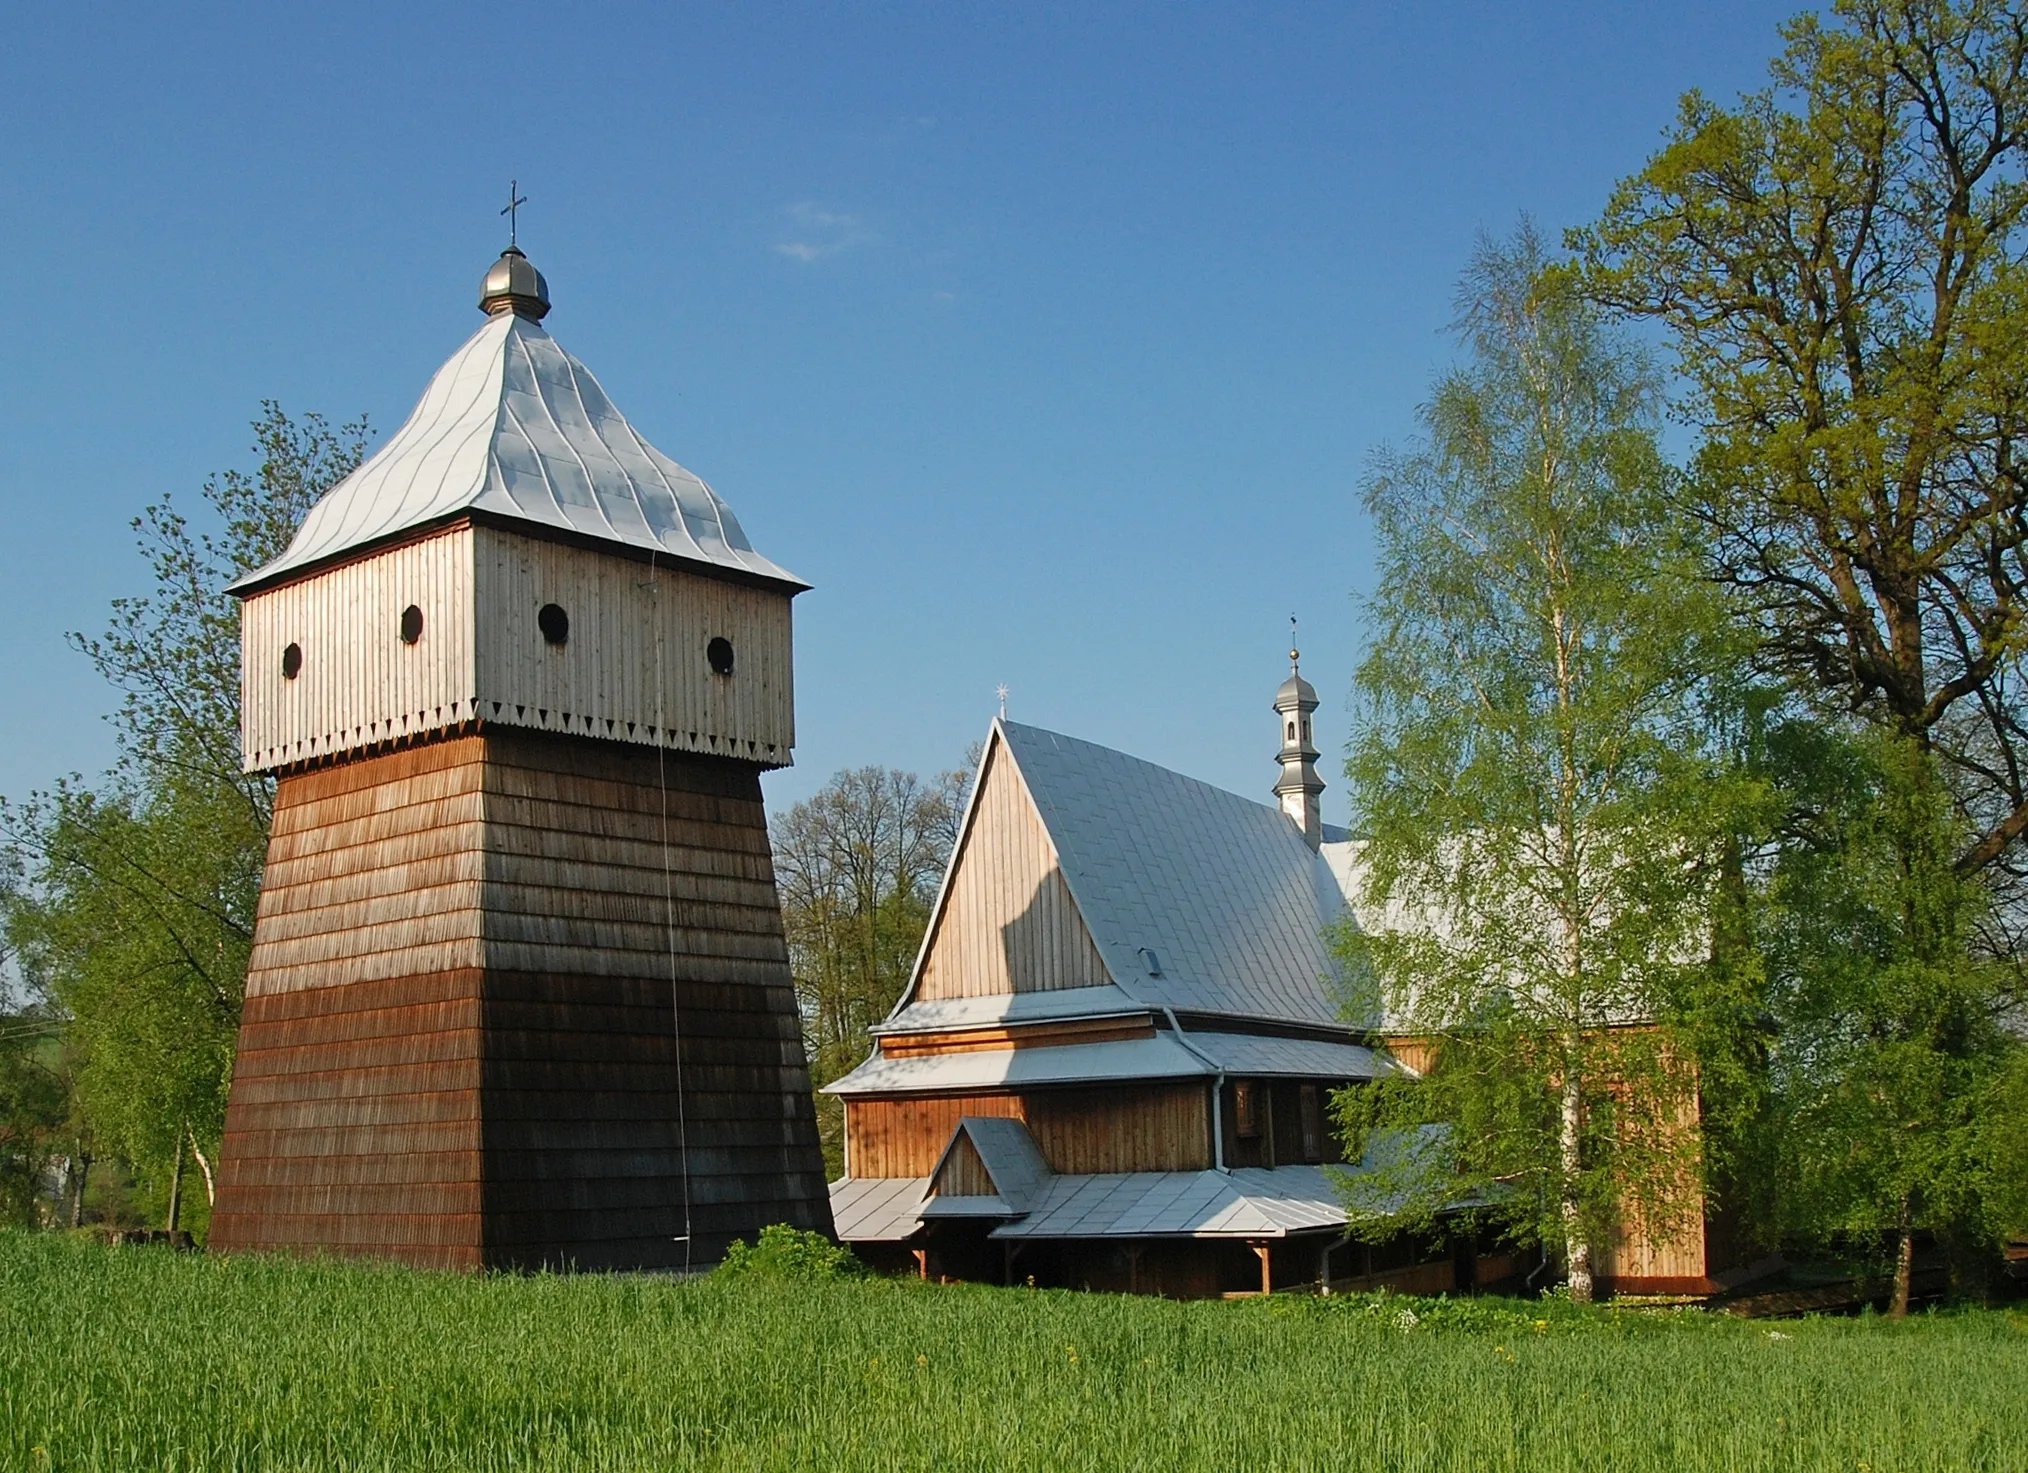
[707,636,735,676]
[281,643,303,680]
[400,605,424,645]
[538,603,569,646]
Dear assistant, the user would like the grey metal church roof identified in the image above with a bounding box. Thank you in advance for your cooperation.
[990,1165,1349,1240]
[231,307,804,594]
[824,1030,1392,1096]
[823,1166,1355,1243]
[828,1175,928,1242]
[873,985,1146,1037]
[996,721,1361,1029]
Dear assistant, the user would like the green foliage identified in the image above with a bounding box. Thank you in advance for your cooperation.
[776,761,972,1174]
[0,404,368,1226]
[0,1012,66,1226]
[4,1233,2024,1471]
[1581,0,2028,877]
[716,1223,867,1280]
[1761,730,2027,1266]
[1336,225,1753,1290]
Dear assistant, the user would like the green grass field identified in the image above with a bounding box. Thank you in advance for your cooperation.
[2,1233,2023,1472]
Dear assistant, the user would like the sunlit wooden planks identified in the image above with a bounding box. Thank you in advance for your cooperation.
[844,1083,1211,1178]
[916,740,1111,999]
[239,520,796,776]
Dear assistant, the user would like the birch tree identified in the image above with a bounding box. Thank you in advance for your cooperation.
[1335,227,1744,1301]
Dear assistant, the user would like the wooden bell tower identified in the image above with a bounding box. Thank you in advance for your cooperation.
[207,244,833,1269]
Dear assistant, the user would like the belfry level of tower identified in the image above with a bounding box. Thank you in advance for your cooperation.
[207,245,832,1270]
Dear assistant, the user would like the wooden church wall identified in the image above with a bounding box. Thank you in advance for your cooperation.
[213,727,830,1269]
[915,741,1111,999]
[844,1083,1210,1178]
[240,524,479,774]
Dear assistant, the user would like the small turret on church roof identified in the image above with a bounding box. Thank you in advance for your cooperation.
[230,245,804,596]
[1273,626,1325,848]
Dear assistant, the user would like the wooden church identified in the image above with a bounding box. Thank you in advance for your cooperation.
[207,242,832,1270]
[826,658,1767,1298]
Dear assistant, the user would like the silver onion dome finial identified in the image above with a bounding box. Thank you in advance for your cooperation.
[479,244,550,319]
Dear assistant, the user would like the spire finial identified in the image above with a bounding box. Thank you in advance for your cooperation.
[1290,613,1300,672]
[996,683,1009,720]
[502,179,528,248]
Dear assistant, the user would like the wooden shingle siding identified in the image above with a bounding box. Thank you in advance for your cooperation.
[845,1084,1210,1178]
[916,740,1111,999]
[211,727,831,1270]
[239,522,795,775]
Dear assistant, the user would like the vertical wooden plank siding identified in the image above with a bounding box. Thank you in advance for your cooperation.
[843,1084,1211,1177]
[915,740,1111,998]
[241,525,478,773]
[212,728,833,1271]
[239,524,794,775]
[471,526,793,766]
[930,1134,994,1196]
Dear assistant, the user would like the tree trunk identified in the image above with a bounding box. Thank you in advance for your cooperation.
[69,1151,91,1229]
[188,1128,216,1207]
[166,1135,185,1234]
[1561,1058,1593,1303]
[1890,1199,1915,1319]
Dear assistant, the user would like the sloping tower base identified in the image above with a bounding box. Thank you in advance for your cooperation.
[209,729,832,1270]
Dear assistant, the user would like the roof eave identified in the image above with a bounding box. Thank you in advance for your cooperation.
[225,506,811,600]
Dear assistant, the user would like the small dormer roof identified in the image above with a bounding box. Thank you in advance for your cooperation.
[230,263,804,595]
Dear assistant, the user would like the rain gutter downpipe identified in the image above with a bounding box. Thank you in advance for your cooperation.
[1161,1005,1226,1173]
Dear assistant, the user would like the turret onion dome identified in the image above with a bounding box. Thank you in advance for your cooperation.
[1275,650,1318,708]
[479,245,550,319]
[230,248,804,596]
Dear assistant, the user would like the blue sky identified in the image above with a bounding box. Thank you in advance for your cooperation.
[0,1,1792,820]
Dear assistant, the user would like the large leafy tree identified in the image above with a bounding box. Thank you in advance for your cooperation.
[1581,0,2028,1311]
[774,760,971,1176]
[1334,227,1747,1301]
[1,405,368,1232]
[1582,0,2028,877]
[1758,726,2025,1309]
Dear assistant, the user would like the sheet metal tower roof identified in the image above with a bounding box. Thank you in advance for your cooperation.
[231,251,805,595]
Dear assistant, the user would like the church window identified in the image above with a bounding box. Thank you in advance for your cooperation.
[1234,1081,1258,1138]
[1300,1084,1323,1162]
[707,636,735,676]
[538,603,570,646]
[400,605,424,645]
[1286,720,1295,740]
[281,643,302,680]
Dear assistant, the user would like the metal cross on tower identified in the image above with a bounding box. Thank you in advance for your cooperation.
[502,180,529,247]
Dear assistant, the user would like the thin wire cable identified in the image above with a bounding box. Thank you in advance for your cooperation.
[650,547,695,1271]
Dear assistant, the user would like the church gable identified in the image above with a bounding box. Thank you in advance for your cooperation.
[915,734,1112,1000]
[929,1131,994,1197]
